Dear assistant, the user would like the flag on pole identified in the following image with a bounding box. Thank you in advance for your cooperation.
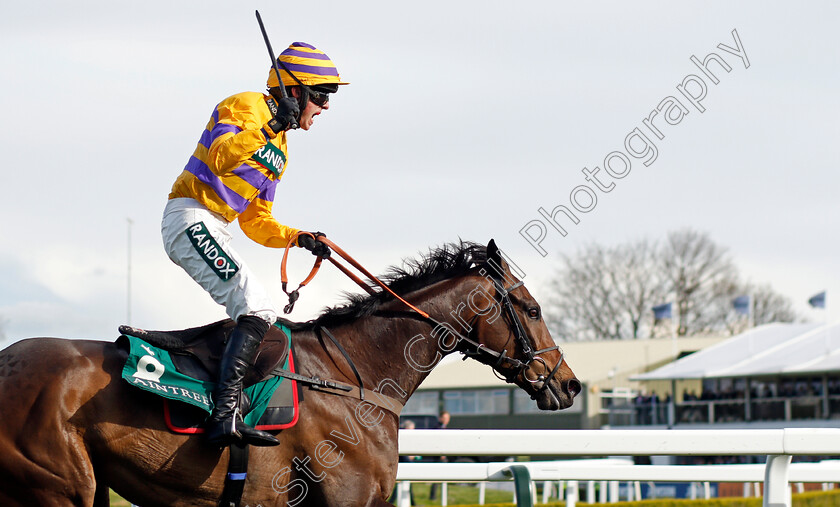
[732,295,751,315]
[808,291,826,308]
[654,302,678,357]
[653,302,672,321]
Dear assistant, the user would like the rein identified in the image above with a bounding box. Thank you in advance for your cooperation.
[280,235,563,404]
[278,233,427,416]
[281,233,428,318]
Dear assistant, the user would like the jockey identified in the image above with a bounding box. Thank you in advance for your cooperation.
[162,42,348,447]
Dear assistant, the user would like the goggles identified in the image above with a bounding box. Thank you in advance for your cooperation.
[307,88,330,107]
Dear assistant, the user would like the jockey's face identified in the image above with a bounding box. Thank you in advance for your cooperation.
[291,87,329,131]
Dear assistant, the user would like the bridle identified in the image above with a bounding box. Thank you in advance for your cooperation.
[450,272,565,400]
[280,236,566,400]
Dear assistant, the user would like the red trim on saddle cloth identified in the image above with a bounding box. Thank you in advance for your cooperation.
[254,345,300,431]
[163,346,300,434]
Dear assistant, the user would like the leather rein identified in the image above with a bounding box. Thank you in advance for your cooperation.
[280,233,428,318]
[279,235,564,407]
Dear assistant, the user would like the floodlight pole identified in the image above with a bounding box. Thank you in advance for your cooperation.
[127,217,133,326]
[671,307,678,359]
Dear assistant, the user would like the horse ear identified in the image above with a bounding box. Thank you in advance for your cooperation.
[485,239,508,280]
[487,239,501,264]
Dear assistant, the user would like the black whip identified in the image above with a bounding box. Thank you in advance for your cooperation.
[255,10,289,100]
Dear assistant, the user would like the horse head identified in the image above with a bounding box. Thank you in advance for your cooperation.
[463,239,581,410]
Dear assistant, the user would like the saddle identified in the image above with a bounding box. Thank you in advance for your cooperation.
[117,320,299,507]
[117,319,289,389]
[118,318,403,424]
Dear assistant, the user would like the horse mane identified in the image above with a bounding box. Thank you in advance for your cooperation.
[281,241,487,330]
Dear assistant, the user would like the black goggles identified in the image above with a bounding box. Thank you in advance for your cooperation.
[307,88,330,107]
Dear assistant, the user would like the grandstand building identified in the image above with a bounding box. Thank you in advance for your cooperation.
[405,322,840,431]
[404,334,727,429]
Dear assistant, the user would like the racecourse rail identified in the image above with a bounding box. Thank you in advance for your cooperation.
[396,428,840,507]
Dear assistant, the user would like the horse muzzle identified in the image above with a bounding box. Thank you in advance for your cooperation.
[531,375,581,411]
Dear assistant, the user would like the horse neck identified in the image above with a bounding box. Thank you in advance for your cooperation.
[310,275,483,403]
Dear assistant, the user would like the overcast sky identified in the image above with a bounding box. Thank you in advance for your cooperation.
[1,1,838,343]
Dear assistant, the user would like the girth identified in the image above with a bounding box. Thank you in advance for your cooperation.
[268,325,404,417]
[270,366,404,417]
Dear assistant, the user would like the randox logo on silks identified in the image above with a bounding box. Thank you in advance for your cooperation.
[251,142,286,177]
[185,222,239,281]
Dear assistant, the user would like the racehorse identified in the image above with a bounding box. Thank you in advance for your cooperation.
[0,240,579,506]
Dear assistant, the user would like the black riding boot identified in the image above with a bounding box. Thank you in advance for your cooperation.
[205,316,280,447]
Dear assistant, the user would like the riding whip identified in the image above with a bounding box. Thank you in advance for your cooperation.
[255,10,288,99]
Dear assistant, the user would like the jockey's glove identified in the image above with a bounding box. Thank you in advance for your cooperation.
[297,232,331,258]
[267,96,300,133]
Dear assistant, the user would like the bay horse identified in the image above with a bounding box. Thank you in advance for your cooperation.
[0,240,579,506]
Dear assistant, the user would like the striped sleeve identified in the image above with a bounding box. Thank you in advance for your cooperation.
[206,100,272,174]
[237,185,300,248]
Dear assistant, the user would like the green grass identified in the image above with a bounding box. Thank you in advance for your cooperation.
[391,483,515,506]
[109,489,131,506]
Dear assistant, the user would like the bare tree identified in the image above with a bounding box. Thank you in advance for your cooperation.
[607,239,670,339]
[708,279,799,334]
[546,240,668,341]
[690,276,746,335]
[751,283,798,325]
[660,229,737,336]
[546,244,621,341]
[546,229,798,341]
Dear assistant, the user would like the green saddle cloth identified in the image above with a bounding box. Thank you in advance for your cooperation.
[121,323,291,427]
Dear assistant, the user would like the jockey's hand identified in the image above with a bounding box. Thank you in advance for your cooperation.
[268,96,300,133]
[297,232,331,258]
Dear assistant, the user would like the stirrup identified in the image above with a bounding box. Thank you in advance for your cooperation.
[205,407,243,447]
[236,419,280,447]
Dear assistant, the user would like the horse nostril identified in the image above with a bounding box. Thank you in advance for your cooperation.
[564,379,582,398]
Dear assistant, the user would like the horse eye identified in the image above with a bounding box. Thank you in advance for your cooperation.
[528,308,540,320]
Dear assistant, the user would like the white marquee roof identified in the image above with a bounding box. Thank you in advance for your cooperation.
[632,322,840,380]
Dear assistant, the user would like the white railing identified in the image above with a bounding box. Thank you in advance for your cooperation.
[395,460,840,506]
[396,459,634,506]
[396,429,840,507]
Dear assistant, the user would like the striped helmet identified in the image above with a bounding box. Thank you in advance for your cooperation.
[267,42,349,89]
